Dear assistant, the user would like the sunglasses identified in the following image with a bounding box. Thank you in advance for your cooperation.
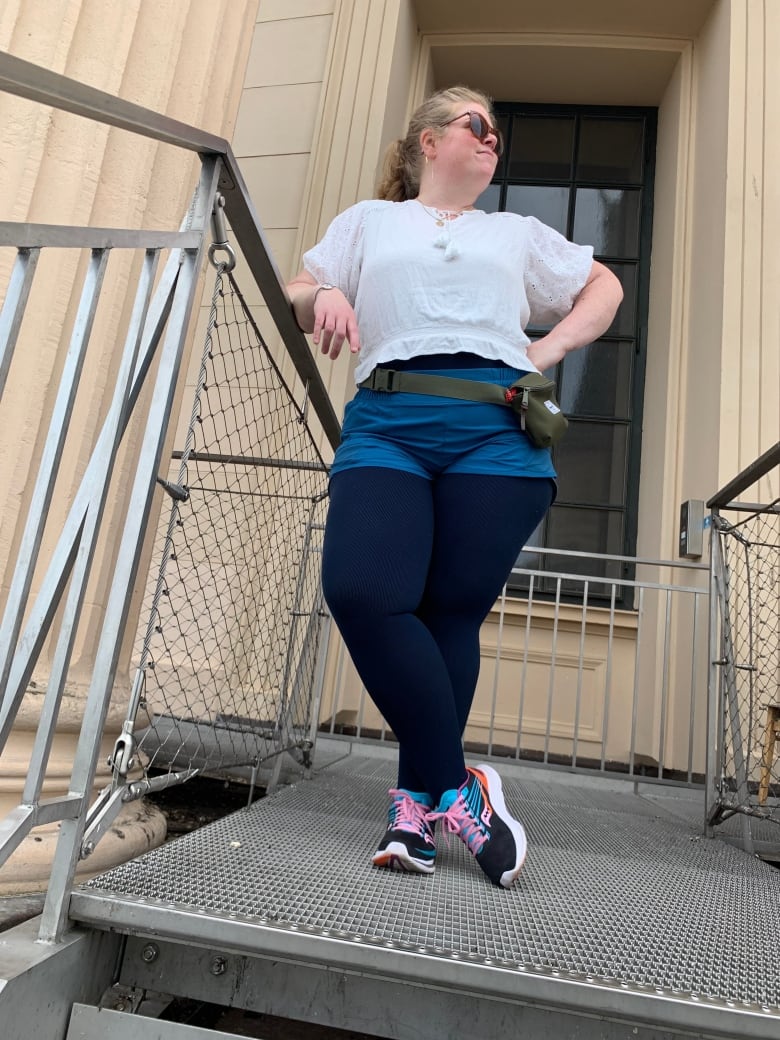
[440,111,504,157]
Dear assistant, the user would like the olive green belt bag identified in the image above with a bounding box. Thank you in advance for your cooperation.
[358,368,568,449]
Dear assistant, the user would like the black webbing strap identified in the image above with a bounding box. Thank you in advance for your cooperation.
[358,367,510,406]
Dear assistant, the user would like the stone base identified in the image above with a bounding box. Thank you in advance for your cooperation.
[0,800,167,896]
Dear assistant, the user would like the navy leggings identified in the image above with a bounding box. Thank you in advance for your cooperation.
[321,467,554,803]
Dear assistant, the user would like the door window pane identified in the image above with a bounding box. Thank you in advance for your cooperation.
[506,185,569,234]
[509,511,625,596]
[476,183,501,213]
[490,102,655,600]
[509,116,575,180]
[558,341,633,419]
[576,118,644,183]
[547,508,625,565]
[573,188,641,258]
[603,263,637,337]
[554,422,629,507]
[514,522,545,572]
[494,113,510,178]
[544,508,627,594]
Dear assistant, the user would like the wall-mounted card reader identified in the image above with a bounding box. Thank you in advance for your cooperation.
[679,499,706,558]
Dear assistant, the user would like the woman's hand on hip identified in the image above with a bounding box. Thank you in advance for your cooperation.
[525,261,623,372]
[313,288,361,359]
[525,336,566,373]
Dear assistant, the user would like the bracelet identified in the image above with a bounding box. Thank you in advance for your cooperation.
[313,283,337,305]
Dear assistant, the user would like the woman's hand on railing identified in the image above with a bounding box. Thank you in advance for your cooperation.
[312,287,361,359]
[287,274,361,359]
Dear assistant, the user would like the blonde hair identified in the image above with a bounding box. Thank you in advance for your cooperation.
[376,85,495,202]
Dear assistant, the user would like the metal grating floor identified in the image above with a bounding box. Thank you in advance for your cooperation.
[70,753,780,1034]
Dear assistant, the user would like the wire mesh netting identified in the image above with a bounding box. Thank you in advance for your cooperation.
[713,502,780,823]
[127,267,330,783]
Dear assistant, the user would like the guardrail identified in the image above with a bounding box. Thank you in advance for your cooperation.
[0,52,338,941]
[706,441,780,854]
[321,546,710,788]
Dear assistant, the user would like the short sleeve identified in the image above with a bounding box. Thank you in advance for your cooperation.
[302,201,383,307]
[523,217,594,327]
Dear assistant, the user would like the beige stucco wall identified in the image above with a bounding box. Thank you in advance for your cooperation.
[218,0,420,442]
[0,0,258,890]
[719,0,780,494]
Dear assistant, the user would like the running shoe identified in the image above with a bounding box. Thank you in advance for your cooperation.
[427,764,527,888]
[372,789,436,874]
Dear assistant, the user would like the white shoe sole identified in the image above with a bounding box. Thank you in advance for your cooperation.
[372,841,436,875]
[474,763,528,888]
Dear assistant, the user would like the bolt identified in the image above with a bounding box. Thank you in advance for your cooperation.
[210,957,227,976]
[141,943,159,963]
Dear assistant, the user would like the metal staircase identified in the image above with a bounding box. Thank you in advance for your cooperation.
[64,752,780,1040]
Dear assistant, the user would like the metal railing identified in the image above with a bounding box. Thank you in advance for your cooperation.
[109,267,331,834]
[706,441,780,852]
[0,52,338,941]
[321,547,710,788]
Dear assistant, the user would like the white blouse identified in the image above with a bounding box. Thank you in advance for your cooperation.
[302,198,594,385]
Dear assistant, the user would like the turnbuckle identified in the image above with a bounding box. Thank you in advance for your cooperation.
[208,194,236,271]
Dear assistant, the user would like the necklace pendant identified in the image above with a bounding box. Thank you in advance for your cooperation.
[435,219,445,227]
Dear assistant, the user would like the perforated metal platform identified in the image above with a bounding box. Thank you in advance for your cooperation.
[70,753,780,1039]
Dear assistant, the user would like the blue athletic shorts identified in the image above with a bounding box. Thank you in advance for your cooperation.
[330,354,558,481]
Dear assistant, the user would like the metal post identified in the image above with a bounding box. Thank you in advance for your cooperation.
[599,584,618,772]
[657,590,673,779]
[0,249,182,751]
[0,247,40,398]
[38,156,222,943]
[572,581,589,768]
[0,249,109,709]
[629,586,644,777]
[23,251,161,805]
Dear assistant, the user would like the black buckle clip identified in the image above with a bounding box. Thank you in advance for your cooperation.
[370,368,398,392]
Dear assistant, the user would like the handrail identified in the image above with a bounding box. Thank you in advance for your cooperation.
[0,50,229,154]
[0,50,341,449]
[707,440,780,509]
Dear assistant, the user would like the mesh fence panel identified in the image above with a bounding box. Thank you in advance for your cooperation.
[714,503,780,822]
[129,267,330,780]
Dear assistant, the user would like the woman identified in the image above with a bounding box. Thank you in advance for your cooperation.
[287,86,622,888]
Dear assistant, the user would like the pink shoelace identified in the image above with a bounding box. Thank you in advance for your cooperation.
[427,795,487,855]
[387,789,432,837]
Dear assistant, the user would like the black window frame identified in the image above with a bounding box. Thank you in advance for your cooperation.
[483,102,658,606]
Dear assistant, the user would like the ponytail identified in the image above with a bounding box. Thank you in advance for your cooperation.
[376,138,417,201]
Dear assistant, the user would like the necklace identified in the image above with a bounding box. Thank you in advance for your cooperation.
[419,203,473,227]
[417,201,475,261]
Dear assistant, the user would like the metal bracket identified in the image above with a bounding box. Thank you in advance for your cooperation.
[108,720,137,777]
[156,476,189,502]
[80,785,132,859]
[299,378,310,424]
[208,194,236,271]
[98,983,146,1014]
[126,767,202,800]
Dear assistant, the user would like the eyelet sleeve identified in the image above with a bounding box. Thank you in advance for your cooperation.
[302,201,389,307]
[523,216,594,327]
